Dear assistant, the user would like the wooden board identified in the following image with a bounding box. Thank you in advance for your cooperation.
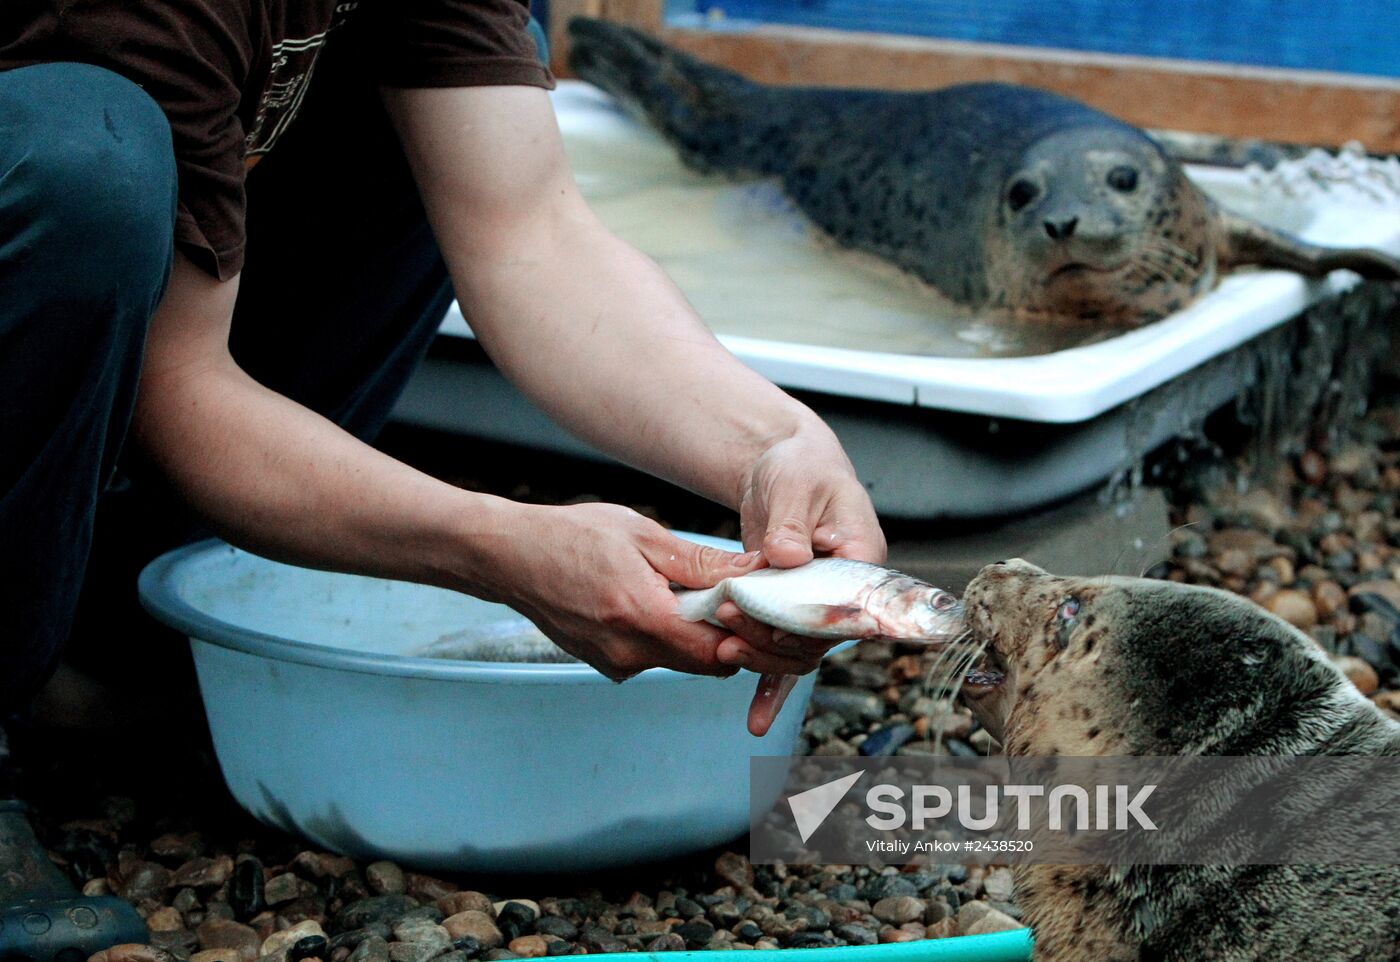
[547,2,1400,153]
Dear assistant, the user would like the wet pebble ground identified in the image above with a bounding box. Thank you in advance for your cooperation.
[57,818,1024,962]
[1155,401,1400,720]
[26,396,1400,961]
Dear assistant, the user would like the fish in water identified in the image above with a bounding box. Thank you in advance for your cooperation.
[675,557,964,641]
[568,19,1400,328]
[410,622,579,664]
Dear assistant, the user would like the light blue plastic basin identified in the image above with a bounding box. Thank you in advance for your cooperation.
[139,536,823,872]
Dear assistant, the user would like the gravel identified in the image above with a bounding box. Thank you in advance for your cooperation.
[1152,399,1400,715]
[23,758,1021,960]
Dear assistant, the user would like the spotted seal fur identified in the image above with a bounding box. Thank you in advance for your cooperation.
[961,559,1400,961]
[568,20,1400,328]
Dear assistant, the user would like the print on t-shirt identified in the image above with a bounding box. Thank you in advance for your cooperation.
[0,0,550,276]
[245,1,359,164]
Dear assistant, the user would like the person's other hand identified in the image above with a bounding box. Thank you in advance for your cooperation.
[717,427,887,735]
[481,502,804,681]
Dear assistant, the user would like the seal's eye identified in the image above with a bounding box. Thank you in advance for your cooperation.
[1054,597,1081,650]
[1106,166,1138,192]
[1006,179,1039,212]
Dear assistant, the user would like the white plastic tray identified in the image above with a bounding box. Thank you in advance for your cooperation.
[435,81,1400,423]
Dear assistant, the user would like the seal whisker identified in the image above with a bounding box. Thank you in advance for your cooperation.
[921,629,976,698]
[1139,520,1202,578]
[1135,252,1195,277]
[1108,538,1140,579]
[1100,520,1202,585]
[935,637,994,755]
[1132,235,1197,260]
[919,629,989,755]
[1131,239,1202,277]
[919,629,972,701]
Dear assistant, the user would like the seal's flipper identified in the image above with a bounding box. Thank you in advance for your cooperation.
[1217,207,1400,281]
[566,19,778,175]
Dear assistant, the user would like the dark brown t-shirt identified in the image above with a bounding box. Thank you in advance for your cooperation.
[0,1,555,279]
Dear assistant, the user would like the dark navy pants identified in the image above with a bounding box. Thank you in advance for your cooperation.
[0,32,457,712]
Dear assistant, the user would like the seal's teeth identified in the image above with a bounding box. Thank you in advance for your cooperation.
[962,645,1007,689]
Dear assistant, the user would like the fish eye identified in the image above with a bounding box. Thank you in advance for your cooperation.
[1106,165,1138,192]
[1057,597,1081,621]
[1006,178,1039,212]
[930,592,959,612]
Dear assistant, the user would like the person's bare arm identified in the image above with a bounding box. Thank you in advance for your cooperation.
[382,86,873,530]
[384,85,887,731]
[131,256,778,682]
[133,83,884,734]
[133,259,494,585]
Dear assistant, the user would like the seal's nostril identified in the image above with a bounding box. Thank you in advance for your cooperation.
[1044,217,1078,240]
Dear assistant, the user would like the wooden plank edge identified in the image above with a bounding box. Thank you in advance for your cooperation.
[548,11,1400,152]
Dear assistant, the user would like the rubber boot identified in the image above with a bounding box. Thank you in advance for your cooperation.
[0,801,149,962]
[0,722,147,962]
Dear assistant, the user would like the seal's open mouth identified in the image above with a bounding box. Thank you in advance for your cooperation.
[962,648,1006,697]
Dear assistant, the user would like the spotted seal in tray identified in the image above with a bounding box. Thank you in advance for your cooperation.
[960,559,1400,961]
[568,20,1400,329]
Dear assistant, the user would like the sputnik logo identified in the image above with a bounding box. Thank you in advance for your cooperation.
[787,771,864,843]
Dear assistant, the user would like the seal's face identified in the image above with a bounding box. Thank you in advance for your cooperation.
[987,129,1217,327]
[960,559,1127,754]
[961,559,1358,757]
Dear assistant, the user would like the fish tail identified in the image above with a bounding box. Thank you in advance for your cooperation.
[673,583,728,625]
[566,18,780,175]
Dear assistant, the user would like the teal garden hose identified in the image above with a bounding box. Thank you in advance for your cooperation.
[577,929,1033,962]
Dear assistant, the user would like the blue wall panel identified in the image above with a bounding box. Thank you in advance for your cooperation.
[688,1,1400,78]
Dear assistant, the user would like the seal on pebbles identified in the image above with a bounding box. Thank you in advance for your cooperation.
[961,559,1400,962]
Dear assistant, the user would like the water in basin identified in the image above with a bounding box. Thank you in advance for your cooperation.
[410,622,579,663]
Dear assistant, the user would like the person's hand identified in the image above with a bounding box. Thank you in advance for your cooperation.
[475,501,816,681]
[714,426,887,735]
[738,426,887,569]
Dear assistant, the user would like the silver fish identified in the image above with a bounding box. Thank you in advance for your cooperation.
[675,558,964,641]
[410,623,579,664]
